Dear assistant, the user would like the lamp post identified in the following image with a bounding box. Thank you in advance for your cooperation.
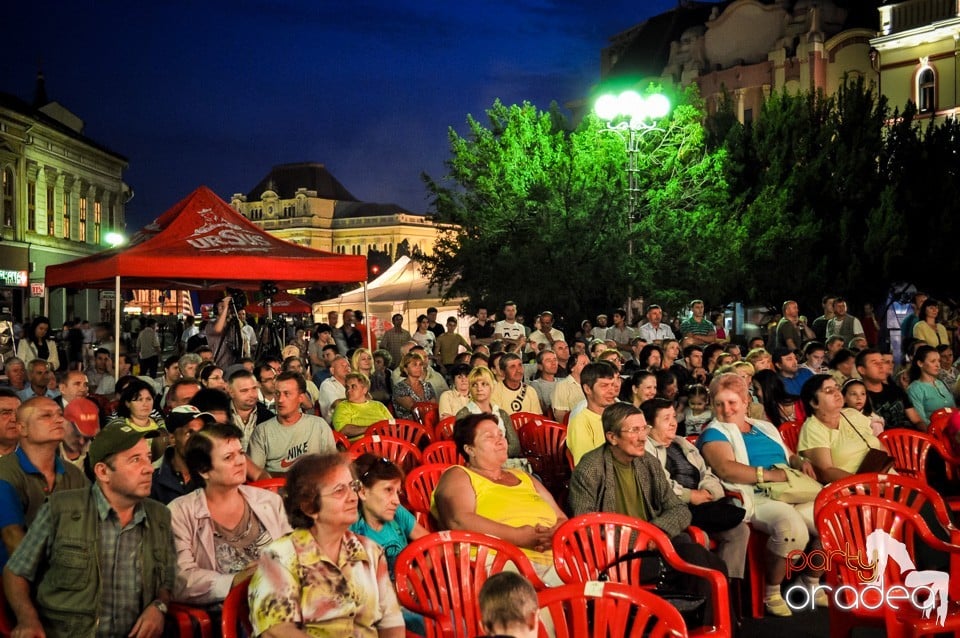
[594,89,670,326]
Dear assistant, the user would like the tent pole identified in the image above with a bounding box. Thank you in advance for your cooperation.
[362,281,370,349]
[43,287,49,318]
[114,276,121,381]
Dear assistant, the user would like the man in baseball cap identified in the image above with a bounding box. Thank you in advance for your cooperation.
[150,405,216,504]
[6,418,174,638]
[61,397,101,469]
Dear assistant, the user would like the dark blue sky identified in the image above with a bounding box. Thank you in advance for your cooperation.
[2,0,684,229]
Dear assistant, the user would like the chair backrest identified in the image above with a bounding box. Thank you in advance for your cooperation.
[434,415,456,441]
[878,429,936,478]
[415,401,440,433]
[247,477,286,494]
[510,411,553,432]
[537,581,689,638]
[394,530,545,638]
[551,513,730,635]
[404,463,449,518]
[818,494,960,615]
[928,407,956,440]
[221,576,252,638]
[778,420,801,454]
[684,434,699,445]
[813,472,958,527]
[332,429,350,451]
[518,418,569,491]
[349,434,423,474]
[366,418,433,449]
[422,440,464,466]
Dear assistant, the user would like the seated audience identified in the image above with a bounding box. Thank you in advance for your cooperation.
[432,413,567,584]
[699,373,824,617]
[455,367,525,467]
[248,453,404,637]
[906,344,956,428]
[797,374,891,483]
[392,352,437,421]
[169,422,291,605]
[478,572,539,638]
[332,372,392,441]
[438,363,472,418]
[150,405,216,504]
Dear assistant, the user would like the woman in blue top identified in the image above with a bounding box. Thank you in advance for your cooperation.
[699,373,824,618]
[351,453,429,633]
[906,345,956,428]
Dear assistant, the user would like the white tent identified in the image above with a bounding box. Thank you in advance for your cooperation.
[313,256,468,339]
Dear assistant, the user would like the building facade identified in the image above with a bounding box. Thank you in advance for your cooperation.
[870,0,960,122]
[600,1,881,121]
[231,162,443,259]
[0,75,129,325]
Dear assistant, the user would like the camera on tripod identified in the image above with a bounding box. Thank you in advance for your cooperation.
[223,287,248,310]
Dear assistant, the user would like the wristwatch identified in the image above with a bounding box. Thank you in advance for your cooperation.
[756,466,765,484]
[152,600,168,614]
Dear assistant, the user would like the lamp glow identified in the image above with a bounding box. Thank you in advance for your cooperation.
[105,232,125,247]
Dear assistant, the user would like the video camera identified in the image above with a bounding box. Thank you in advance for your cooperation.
[224,287,248,311]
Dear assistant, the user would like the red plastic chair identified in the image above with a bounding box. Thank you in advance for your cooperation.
[221,575,253,638]
[394,530,545,638]
[414,401,440,433]
[434,415,456,441]
[366,418,433,449]
[510,411,555,432]
[332,429,350,451]
[538,580,689,638]
[167,604,212,638]
[927,407,956,438]
[685,434,699,445]
[878,429,937,478]
[247,477,286,493]
[349,434,423,474]
[813,471,959,523]
[422,440,463,466]
[777,420,801,454]
[551,512,731,636]
[517,418,570,501]
[818,494,960,638]
[927,408,960,480]
[404,463,449,532]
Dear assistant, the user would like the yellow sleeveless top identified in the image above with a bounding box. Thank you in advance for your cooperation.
[460,466,557,565]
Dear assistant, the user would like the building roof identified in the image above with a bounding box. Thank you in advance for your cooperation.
[333,200,415,219]
[245,162,358,201]
[0,90,127,162]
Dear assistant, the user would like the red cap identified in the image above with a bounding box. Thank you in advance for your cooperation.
[64,398,101,438]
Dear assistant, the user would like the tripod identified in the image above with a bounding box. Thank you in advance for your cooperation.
[254,297,286,361]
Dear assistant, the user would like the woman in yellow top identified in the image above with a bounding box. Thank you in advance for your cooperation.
[913,298,950,347]
[432,413,567,584]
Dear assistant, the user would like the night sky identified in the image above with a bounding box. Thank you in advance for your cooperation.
[2,0,685,229]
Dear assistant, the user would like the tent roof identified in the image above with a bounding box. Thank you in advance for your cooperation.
[45,185,367,290]
[316,256,446,306]
[245,291,312,316]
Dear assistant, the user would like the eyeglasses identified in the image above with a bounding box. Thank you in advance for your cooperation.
[322,479,361,499]
[361,457,394,481]
[619,427,646,435]
[818,385,841,395]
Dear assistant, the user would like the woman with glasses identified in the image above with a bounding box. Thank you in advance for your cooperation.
[169,423,290,605]
[433,413,567,584]
[797,374,891,483]
[350,454,428,634]
[249,453,405,637]
[392,352,437,421]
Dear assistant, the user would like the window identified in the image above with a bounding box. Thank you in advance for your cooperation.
[46,186,55,235]
[63,194,70,239]
[27,181,36,231]
[918,67,935,113]
[1,168,13,228]
[78,196,87,242]
[94,200,101,243]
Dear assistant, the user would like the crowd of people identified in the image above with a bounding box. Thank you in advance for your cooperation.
[0,291,956,636]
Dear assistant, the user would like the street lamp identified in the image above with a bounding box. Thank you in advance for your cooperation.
[594,89,670,325]
[104,231,126,247]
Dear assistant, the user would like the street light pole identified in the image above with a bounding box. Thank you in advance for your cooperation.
[594,90,670,326]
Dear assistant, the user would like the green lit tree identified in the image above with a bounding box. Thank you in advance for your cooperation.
[421,88,733,324]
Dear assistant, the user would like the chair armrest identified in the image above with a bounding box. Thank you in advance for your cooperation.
[167,603,212,638]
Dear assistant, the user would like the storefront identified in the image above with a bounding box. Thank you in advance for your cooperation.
[0,244,28,323]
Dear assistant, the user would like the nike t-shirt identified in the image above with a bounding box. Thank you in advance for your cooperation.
[247,413,336,475]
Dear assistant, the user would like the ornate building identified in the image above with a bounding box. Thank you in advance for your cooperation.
[600,1,881,121]
[0,73,129,324]
[870,0,960,122]
[231,162,443,259]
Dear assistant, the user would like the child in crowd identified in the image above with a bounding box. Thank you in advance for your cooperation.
[682,383,713,435]
[842,378,884,435]
[478,572,540,638]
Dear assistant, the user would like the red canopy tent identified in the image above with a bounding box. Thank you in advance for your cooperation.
[45,186,368,370]
[244,291,312,316]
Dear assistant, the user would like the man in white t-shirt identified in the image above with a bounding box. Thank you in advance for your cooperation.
[247,371,336,477]
[527,311,565,354]
[317,355,350,422]
[494,301,526,351]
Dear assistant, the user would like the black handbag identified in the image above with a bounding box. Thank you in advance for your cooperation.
[599,549,707,628]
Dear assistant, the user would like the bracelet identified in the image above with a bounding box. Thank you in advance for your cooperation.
[756,466,765,484]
